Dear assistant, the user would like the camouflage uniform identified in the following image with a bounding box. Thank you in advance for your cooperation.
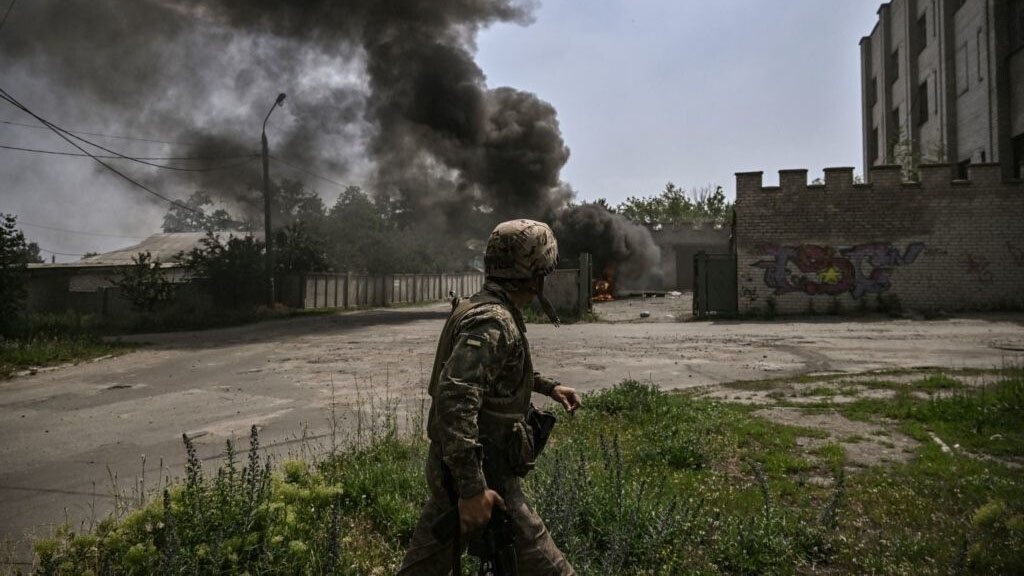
[398,220,575,576]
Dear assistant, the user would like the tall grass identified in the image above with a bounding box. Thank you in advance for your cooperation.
[0,313,127,378]
[16,374,1024,575]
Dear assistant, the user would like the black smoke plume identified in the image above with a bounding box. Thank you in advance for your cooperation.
[2,0,657,281]
[553,205,661,292]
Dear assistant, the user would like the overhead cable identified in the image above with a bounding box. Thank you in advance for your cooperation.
[270,156,354,190]
[0,142,258,161]
[37,246,87,257]
[1,118,188,146]
[16,219,148,240]
[0,87,223,221]
[0,142,260,171]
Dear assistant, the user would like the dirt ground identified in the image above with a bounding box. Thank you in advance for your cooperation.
[2,302,1024,565]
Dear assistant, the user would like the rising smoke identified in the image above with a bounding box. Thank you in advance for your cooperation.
[1,0,658,283]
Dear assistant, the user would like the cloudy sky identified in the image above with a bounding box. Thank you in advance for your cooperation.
[476,0,881,202]
[1,1,883,261]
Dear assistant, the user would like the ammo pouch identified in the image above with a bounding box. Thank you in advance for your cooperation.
[500,404,557,477]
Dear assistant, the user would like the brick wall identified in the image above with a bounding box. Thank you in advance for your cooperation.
[735,164,1024,315]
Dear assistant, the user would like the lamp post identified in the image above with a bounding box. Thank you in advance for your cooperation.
[261,92,286,306]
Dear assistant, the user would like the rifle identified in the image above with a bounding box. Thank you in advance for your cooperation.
[431,503,518,576]
[430,407,557,575]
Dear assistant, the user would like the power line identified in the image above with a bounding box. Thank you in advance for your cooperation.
[270,156,354,190]
[37,246,87,257]
[0,143,260,170]
[1,118,188,146]
[17,219,148,240]
[0,87,221,221]
[0,0,16,37]
[42,122,259,173]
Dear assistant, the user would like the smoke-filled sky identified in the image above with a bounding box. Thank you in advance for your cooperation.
[1,0,881,262]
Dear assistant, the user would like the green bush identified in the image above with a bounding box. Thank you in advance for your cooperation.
[25,375,1024,575]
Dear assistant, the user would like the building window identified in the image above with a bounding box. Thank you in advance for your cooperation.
[916,14,928,54]
[957,43,969,94]
[917,81,930,126]
[1012,0,1024,52]
[957,159,970,180]
[977,30,984,81]
[868,76,878,107]
[889,106,902,153]
[1013,135,1024,178]
[890,48,900,84]
[871,127,880,163]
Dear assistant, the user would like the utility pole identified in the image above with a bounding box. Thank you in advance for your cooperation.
[261,92,286,306]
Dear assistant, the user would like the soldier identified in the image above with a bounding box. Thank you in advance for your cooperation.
[398,219,581,575]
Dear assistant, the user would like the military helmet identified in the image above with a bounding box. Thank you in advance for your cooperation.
[484,219,559,279]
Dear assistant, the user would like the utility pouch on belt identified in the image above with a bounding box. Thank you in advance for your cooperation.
[503,405,557,477]
[526,405,557,456]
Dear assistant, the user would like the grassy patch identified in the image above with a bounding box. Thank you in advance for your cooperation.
[0,313,131,378]
[21,376,1024,575]
[836,373,1024,458]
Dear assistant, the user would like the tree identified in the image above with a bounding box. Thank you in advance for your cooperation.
[162,191,240,233]
[271,178,325,226]
[111,251,174,312]
[616,183,732,227]
[273,222,330,275]
[592,198,617,214]
[179,233,265,307]
[0,214,35,334]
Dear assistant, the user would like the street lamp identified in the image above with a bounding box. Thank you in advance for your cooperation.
[261,92,286,306]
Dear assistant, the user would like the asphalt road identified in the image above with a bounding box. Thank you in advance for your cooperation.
[2,302,1023,564]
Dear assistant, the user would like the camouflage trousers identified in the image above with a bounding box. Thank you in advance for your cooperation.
[397,448,575,575]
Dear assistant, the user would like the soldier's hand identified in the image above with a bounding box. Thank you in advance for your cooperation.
[551,385,581,413]
[458,488,505,534]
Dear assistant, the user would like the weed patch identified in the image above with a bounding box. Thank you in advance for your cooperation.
[0,313,130,378]
[21,375,1024,575]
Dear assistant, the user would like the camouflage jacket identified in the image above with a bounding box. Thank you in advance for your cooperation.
[426,281,560,498]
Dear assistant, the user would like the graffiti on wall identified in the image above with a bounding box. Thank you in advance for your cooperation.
[965,254,994,284]
[752,242,926,299]
[740,285,759,303]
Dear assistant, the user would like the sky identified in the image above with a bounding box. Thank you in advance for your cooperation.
[475,0,881,202]
[1,0,883,261]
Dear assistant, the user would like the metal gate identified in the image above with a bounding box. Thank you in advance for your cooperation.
[693,251,737,317]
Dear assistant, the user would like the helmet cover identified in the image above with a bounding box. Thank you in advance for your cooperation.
[484,219,559,279]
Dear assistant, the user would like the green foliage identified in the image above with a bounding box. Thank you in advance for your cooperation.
[272,222,330,275]
[29,372,1024,574]
[111,252,174,313]
[0,312,128,378]
[165,183,472,275]
[968,499,1024,573]
[322,186,467,273]
[839,370,1024,457]
[889,125,946,182]
[0,213,41,335]
[616,183,733,227]
[161,190,241,233]
[179,233,265,307]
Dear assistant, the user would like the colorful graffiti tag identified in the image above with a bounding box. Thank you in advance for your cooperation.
[753,242,926,299]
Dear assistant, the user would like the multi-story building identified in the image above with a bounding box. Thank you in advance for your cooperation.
[860,0,1024,180]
